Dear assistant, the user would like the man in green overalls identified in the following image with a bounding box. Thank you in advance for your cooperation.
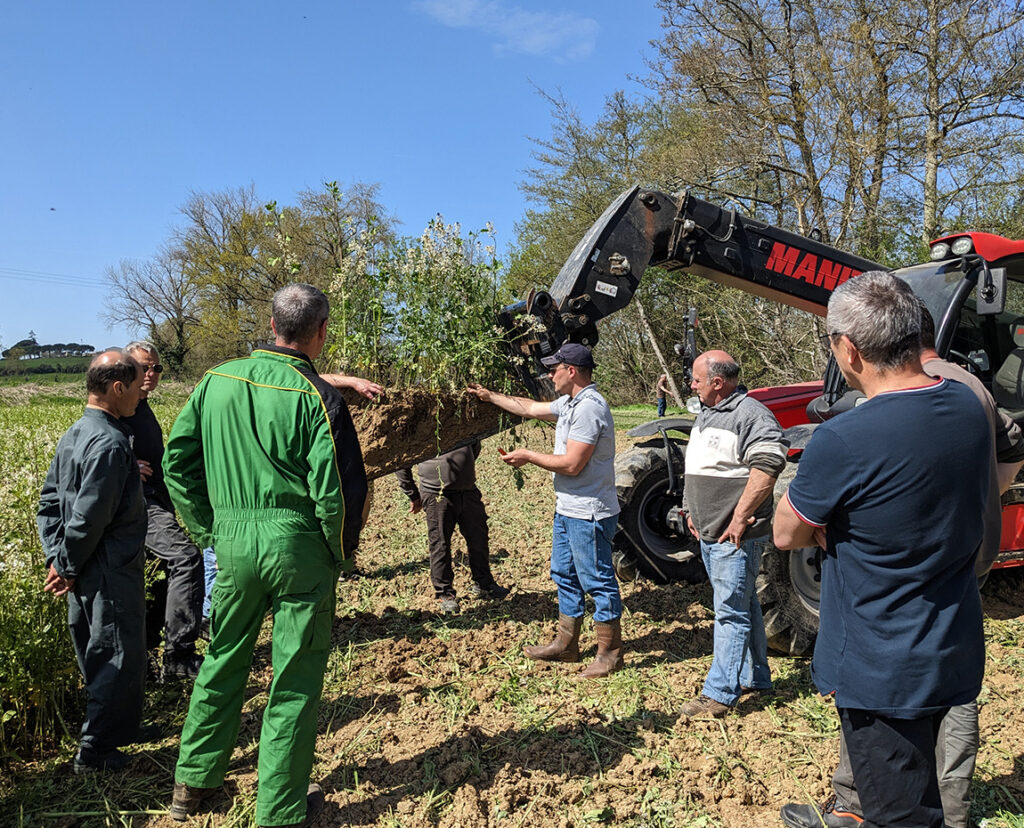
[165,284,371,827]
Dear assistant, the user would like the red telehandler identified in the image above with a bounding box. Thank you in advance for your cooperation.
[500,185,1024,656]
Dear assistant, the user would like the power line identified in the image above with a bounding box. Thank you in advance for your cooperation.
[0,266,108,290]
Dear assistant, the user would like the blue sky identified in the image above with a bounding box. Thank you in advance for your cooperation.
[0,1,664,351]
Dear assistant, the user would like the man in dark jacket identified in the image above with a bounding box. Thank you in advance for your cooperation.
[123,340,205,680]
[396,441,508,615]
[38,350,148,773]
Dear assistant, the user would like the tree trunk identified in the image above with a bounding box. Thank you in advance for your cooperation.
[635,298,685,408]
[922,0,941,246]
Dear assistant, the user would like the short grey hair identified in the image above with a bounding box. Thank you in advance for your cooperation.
[272,283,330,344]
[827,270,921,371]
[125,340,159,359]
[704,354,740,383]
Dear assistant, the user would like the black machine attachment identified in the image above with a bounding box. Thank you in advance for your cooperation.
[498,185,882,398]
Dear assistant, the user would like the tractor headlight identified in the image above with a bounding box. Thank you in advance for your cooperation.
[951,237,974,255]
[930,242,950,260]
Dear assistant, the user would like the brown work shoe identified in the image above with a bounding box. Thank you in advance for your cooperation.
[523,614,582,663]
[169,782,220,821]
[679,694,732,720]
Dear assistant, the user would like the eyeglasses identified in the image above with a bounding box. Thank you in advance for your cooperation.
[141,364,164,374]
[818,331,857,354]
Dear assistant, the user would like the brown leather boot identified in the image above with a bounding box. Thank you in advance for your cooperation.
[169,782,220,821]
[580,618,624,679]
[523,614,582,662]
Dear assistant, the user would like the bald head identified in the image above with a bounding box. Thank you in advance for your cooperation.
[691,350,740,407]
[87,350,139,394]
[85,349,143,418]
[697,351,739,385]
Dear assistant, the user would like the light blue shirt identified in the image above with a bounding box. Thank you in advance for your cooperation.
[549,384,619,520]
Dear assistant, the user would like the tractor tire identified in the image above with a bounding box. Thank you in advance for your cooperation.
[756,463,822,656]
[613,444,705,586]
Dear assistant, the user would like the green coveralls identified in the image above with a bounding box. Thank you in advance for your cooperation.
[164,348,356,827]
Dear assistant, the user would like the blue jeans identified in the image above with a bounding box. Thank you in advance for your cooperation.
[657,397,667,417]
[551,513,622,622]
[202,547,217,618]
[700,535,772,705]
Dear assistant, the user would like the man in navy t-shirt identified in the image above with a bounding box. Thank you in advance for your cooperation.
[774,271,990,828]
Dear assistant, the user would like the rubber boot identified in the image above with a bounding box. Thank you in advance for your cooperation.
[580,619,624,679]
[523,614,582,663]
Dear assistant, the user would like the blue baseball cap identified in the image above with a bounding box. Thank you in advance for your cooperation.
[540,342,595,369]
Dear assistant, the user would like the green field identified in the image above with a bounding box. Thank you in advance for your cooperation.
[0,356,90,381]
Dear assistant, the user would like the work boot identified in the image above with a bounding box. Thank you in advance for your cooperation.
[73,746,131,774]
[261,782,325,827]
[469,581,511,600]
[580,618,624,678]
[130,723,165,744]
[163,650,204,681]
[169,782,220,822]
[780,795,864,828]
[679,694,732,720]
[437,596,461,615]
[523,614,582,663]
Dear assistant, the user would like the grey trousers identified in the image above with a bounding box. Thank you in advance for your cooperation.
[144,502,204,656]
[834,701,979,828]
[68,555,146,753]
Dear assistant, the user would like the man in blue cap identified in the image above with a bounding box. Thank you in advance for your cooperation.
[468,342,623,678]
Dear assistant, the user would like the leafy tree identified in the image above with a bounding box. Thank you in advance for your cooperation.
[104,181,395,375]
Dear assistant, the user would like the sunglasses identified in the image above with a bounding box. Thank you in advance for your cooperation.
[141,364,164,374]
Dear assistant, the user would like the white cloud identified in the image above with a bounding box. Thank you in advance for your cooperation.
[413,0,598,62]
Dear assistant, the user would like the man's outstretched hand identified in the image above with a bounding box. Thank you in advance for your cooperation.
[322,374,383,399]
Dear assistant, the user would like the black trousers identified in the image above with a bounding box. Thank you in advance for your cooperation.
[68,554,146,753]
[422,487,494,598]
[840,706,948,828]
[144,501,204,656]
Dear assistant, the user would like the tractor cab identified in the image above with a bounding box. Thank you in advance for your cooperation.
[903,233,1024,423]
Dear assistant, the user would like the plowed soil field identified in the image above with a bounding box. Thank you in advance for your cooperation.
[4,424,1023,827]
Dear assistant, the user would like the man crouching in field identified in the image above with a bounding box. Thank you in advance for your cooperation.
[468,342,624,678]
[37,350,148,774]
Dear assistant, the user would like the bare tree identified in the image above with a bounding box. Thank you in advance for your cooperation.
[895,0,1024,243]
[105,247,200,373]
[648,0,1024,253]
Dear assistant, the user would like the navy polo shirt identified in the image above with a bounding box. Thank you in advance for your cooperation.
[786,379,989,717]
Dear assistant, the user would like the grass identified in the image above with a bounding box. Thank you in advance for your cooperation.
[610,403,691,432]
